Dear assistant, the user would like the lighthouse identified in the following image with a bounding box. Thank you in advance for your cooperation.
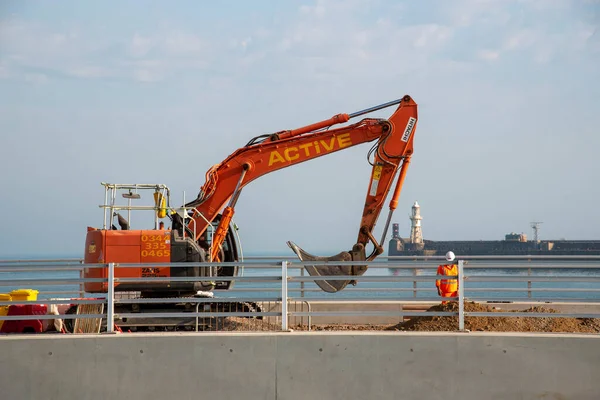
[409,201,423,244]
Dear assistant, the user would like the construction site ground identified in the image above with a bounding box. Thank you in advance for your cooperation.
[99,302,600,333]
[289,302,600,333]
[206,302,600,333]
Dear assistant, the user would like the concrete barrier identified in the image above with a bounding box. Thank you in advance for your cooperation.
[1,332,599,399]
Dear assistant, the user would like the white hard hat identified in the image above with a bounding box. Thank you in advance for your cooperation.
[445,251,455,262]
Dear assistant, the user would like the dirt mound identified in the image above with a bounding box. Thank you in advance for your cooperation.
[387,302,600,333]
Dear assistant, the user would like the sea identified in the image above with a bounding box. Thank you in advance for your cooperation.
[1,252,599,303]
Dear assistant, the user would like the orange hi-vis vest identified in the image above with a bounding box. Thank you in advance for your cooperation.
[436,264,458,294]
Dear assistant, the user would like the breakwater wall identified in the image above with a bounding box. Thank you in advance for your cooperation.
[1,332,598,399]
[388,237,600,256]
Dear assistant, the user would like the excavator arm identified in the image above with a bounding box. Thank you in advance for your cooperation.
[184,95,418,292]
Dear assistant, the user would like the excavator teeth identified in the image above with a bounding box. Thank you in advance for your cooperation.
[286,241,366,293]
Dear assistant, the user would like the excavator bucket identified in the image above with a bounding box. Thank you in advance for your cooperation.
[286,241,368,293]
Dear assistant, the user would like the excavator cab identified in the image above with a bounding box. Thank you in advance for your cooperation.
[83,183,241,297]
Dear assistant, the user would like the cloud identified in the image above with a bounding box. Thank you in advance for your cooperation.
[477,49,500,61]
[162,31,205,55]
[67,66,112,78]
[498,22,598,64]
[0,61,9,79]
[256,3,461,93]
[122,31,209,81]
[0,16,209,83]
[129,33,153,58]
[23,73,48,84]
[433,0,599,64]
[1,0,596,86]
[503,29,539,51]
[299,3,326,18]
[133,68,162,82]
[443,0,513,28]
[0,20,76,75]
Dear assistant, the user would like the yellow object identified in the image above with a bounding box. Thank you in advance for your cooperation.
[10,289,39,301]
[0,293,12,330]
[154,192,167,219]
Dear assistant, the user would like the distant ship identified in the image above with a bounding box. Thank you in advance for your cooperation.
[387,202,600,256]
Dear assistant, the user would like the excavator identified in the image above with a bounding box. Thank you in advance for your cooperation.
[79,94,418,331]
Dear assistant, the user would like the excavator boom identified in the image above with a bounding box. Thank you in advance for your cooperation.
[186,95,418,292]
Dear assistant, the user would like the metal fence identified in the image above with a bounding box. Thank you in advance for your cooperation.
[1,256,599,334]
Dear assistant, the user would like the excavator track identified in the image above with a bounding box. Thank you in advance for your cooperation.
[63,300,264,333]
[116,300,263,332]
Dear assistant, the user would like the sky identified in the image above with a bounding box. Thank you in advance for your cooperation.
[0,0,599,258]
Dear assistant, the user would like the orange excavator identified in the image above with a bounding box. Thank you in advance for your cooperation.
[81,95,417,330]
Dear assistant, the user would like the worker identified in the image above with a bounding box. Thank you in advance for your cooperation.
[159,221,165,230]
[436,251,458,304]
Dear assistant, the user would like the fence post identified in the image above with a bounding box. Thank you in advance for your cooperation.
[527,267,532,299]
[79,260,85,298]
[413,268,417,298]
[107,262,115,333]
[300,267,305,327]
[281,261,288,331]
[458,259,465,331]
[300,267,305,298]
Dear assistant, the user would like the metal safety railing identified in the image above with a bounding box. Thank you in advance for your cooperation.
[0,256,599,333]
